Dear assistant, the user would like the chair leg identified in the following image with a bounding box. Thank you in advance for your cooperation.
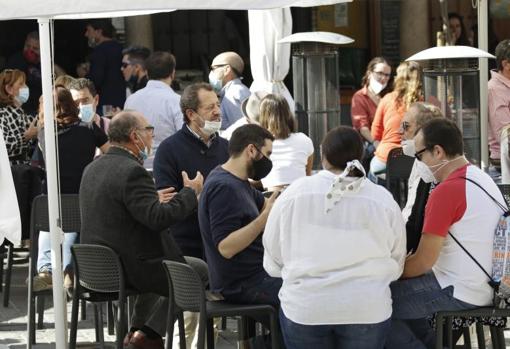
[117,298,128,349]
[80,299,87,320]
[94,303,105,349]
[495,327,505,349]
[446,317,453,348]
[220,316,227,330]
[69,293,80,349]
[127,296,134,329]
[36,295,45,329]
[178,312,186,349]
[435,314,445,349]
[107,301,115,336]
[196,312,206,349]
[0,243,5,293]
[3,242,13,307]
[462,326,472,349]
[490,326,501,349]
[475,322,486,349]
[27,288,36,346]
[206,317,215,349]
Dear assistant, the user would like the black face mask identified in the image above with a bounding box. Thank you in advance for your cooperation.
[250,146,273,181]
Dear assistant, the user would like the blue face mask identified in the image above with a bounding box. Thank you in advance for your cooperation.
[79,104,95,123]
[15,86,30,105]
[135,132,151,161]
[208,71,223,93]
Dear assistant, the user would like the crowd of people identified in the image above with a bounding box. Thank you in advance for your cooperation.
[1,17,510,349]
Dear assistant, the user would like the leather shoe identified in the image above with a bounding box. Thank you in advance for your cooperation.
[127,330,163,349]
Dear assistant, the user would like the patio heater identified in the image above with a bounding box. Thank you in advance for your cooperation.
[406,46,495,167]
[279,32,354,169]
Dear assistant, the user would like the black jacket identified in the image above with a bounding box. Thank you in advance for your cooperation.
[79,147,197,296]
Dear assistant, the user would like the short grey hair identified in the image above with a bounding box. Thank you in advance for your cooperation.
[410,102,443,134]
[108,111,140,143]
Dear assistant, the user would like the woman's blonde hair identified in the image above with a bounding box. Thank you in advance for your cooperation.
[259,94,296,140]
[0,69,26,107]
[393,61,423,109]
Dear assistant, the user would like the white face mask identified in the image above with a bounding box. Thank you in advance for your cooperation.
[401,139,415,157]
[201,120,222,136]
[369,75,387,95]
[415,160,437,183]
[79,103,95,123]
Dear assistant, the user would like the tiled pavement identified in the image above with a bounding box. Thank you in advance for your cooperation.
[0,252,237,349]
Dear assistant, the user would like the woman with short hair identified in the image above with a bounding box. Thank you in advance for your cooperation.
[263,126,406,349]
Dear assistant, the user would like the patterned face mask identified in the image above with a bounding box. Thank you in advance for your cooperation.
[325,159,367,214]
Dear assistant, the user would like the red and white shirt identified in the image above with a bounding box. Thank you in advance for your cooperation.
[423,164,505,306]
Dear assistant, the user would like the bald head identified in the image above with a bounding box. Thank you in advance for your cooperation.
[211,51,244,76]
[108,110,146,143]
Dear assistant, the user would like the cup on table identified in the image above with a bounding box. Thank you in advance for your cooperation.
[102,105,114,118]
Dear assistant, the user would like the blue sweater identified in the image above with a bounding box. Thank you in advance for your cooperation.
[153,125,229,256]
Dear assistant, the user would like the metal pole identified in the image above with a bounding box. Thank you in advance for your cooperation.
[478,0,489,170]
[38,17,68,349]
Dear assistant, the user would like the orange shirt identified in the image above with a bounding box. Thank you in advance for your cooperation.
[371,91,407,163]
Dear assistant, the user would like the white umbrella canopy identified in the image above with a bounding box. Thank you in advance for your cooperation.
[0,0,348,20]
[0,2,351,348]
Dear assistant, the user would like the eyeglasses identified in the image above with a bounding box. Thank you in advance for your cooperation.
[372,71,391,79]
[414,147,429,161]
[400,121,411,133]
[137,125,155,135]
[121,62,131,69]
[210,64,227,71]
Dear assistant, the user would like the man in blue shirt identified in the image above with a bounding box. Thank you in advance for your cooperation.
[209,52,251,130]
[198,124,281,307]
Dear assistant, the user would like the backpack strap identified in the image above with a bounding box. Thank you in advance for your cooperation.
[447,176,508,290]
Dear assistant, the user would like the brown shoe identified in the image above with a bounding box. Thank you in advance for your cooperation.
[33,271,53,292]
[127,330,163,349]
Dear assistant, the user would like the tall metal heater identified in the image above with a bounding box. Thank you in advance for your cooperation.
[279,32,354,168]
[407,46,495,167]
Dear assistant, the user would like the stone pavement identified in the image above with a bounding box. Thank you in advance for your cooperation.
[0,252,238,349]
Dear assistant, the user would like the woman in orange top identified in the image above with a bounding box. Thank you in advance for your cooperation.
[369,61,423,182]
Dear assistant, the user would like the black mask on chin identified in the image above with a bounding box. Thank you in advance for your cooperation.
[249,147,273,181]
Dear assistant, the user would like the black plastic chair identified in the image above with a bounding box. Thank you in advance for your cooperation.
[163,259,280,349]
[385,147,415,208]
[435,307,509,349]
[27,194,82,348]
[70,244,138,349]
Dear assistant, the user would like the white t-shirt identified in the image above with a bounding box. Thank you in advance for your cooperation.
[263,171,406,325]
[220,117,248,141]
[423,164,505,306]
[261,132,314,188]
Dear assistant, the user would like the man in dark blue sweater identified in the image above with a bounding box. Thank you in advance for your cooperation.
[153,82,229,259]
[85,19,126,111]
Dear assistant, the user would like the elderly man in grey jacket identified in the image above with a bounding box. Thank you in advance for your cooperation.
[80,110,204,349]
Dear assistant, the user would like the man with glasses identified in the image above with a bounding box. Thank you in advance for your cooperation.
[124,51,182,169]
[488,39,510,182]
[387,118,504,349]
[121,46,151,96]
[209,51,250,130]
[153,82,229,347]
[80,111,204,349]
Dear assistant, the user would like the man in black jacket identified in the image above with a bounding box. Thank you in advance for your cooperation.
[80,110,203,349]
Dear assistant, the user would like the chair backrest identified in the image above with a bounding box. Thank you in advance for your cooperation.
[162,260,205,313]
[71,244,124,293]
[29,194,82,277]
[498,184,510,207]
[385,147,415,208]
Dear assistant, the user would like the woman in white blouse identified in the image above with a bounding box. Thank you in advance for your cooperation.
[263,126,406,349]
[258,94,313,190]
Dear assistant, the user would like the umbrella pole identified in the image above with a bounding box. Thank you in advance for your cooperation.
[38,17,68,349]
[478,0,489,170]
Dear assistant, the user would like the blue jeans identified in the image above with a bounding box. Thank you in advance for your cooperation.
[224,273,282,308]
[369,156,386,184]
[386,272,477,349]
[279,309,391,349]
[37,231,79,273]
